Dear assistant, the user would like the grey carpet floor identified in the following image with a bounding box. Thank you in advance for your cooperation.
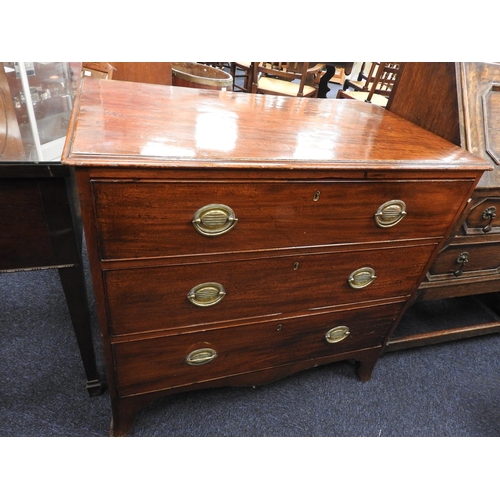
[1,257,499,437]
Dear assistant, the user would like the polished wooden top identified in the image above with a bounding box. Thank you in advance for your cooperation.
[62,78,490,172]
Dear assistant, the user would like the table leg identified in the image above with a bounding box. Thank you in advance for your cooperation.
[58,265,103,396]
[39,177,103,396]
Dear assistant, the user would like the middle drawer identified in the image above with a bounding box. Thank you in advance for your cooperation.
[103,243,436,336]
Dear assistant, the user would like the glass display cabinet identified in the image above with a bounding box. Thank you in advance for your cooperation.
[1,62,102,395]
[1,62,81,161]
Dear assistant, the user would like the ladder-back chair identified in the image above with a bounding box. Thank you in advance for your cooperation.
[230,62,253,92]
[251,62,325,98]
[336,62,403,107]
[342,62,378,91]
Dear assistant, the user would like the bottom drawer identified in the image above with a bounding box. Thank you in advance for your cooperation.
[113,301,402,397]
[427,241,500,281]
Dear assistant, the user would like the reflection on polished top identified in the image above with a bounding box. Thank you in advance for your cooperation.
[62,78,489,171]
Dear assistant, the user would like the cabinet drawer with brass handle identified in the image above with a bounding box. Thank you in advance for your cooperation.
[112,301,402,397]
[103,242,436,336]
[91,179,472,260]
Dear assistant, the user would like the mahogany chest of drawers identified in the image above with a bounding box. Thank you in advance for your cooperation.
[62,78,488,436]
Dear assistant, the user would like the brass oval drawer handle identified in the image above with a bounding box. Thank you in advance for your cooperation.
[374,200,407,228]
[187,282,226,307]
[186,348,218,366]
[325,325,350,344]
[192,204,238,236]
[348,267,377,289]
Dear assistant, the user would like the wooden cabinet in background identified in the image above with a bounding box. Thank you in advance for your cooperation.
[110,62,172,85]
[387,62,500,350]
[387,62,461,146]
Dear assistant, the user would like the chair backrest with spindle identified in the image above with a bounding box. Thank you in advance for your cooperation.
[365,62,402,101]
[251,62,324,98]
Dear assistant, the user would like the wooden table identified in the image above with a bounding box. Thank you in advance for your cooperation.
[1,63,102,396]
[0,163,103,396]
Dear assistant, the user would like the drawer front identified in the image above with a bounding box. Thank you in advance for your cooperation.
[104,243,436,336]
[92,179,471,260]
[427,241,500,280]
[112,301,402,397]
[462,196,500,235]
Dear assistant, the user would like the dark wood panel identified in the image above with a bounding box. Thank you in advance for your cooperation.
[0,179,55,269]
[388,62,461,146]
[417,276,500,302]
[458,62,500,189]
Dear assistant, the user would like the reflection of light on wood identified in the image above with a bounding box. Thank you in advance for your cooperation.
[196,111,238,152]
[293,130,339,160]
[140,141,195,158]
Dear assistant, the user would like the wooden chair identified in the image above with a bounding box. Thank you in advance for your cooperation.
[342,62,379,91]
[336,62,402,107]
[251,62,325,98]
[230,62,254,92]
[82,62,116,80]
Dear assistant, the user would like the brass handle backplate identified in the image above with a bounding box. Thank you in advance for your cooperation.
[325,325,350,344]
[375,200,407,228]
[348,267,377,289]
[192,204,238,236]
[185,348,218,366]
[187,282,226,307]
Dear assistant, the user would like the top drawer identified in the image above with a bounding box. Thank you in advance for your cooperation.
[91,179,472,260]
